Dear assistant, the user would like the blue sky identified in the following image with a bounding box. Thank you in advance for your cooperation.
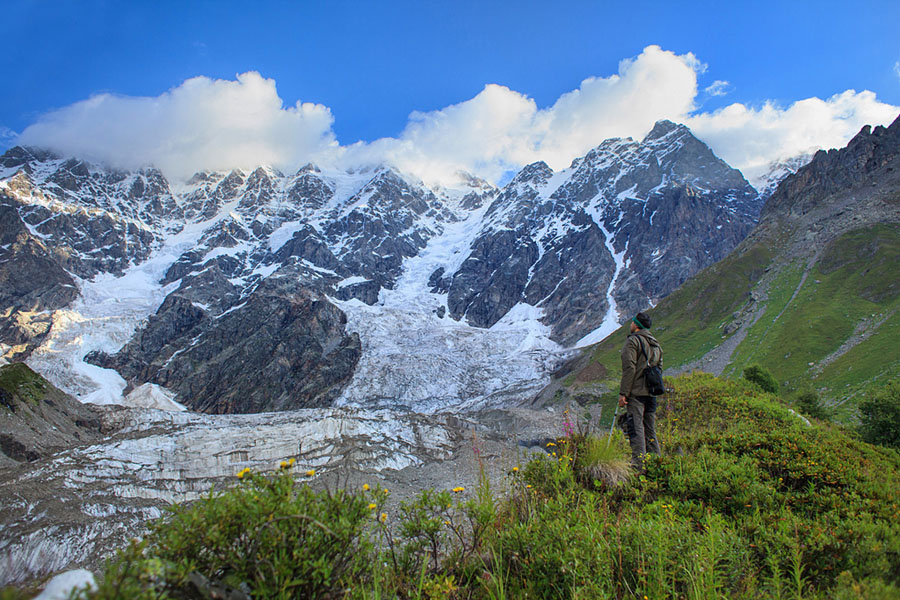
[4,0,900,184]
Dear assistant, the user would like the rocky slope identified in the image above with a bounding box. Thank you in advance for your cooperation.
[0,362,103,466]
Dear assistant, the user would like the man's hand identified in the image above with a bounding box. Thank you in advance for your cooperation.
[618,394,627,408]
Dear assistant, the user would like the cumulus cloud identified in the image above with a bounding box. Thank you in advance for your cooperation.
[13,46,900,186]
[686,90,899,183]
[18,72,337,180]
[344,45,702,183]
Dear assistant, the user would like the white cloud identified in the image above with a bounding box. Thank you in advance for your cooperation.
[685,90,899,182]
[13,47,900,186]
[895,61,900,81]
[0,126,17,145]
[343,45,702,183]
[17,72,338,180]
[704,80,732,97]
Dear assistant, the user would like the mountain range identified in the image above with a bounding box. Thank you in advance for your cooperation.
[0,120,772,414]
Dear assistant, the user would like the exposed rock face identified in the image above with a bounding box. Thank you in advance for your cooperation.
[91,282,361,413]
[0,363,103,465]
[0,199,79,359]
[447,121,761,344]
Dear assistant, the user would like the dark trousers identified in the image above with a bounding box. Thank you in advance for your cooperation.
[625,395,660,469]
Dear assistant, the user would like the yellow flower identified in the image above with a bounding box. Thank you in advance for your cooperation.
[363,483,370,491]
[512,466,519,472]
[526,484,532,488]
[452,486,465,493]
[288,457,296,465]
[546,442,556,447]
[306,469,316,477]
[383,488,389,494]
[380,512,387,523]
[279,460,290,469]
[368,503,377,510]
[236,467,251,479]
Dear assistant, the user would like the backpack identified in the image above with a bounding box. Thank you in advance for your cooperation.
[636,336,665,396]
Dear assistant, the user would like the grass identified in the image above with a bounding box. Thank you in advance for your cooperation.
[0,362,48,407]
[726,224,900,408]
[14,373,894,600]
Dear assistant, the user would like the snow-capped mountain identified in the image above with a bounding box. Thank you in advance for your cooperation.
[751,153,815,201]
[0,120,762,414]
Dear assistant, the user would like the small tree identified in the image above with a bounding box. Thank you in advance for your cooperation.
[794,389,830,420]
[742,364,779,394]
[858,382,900,449]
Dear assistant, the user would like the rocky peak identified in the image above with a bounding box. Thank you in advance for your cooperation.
[643,119,690,142]
[0,146,58,172]
[509,161,553,187]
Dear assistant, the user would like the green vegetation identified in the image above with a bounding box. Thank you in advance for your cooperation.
[0,362,48,407]
[68,374,900,599]
[727,224,900,406]
[742,364,779,394]
[858,381,900,449]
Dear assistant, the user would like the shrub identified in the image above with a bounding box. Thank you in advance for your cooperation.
[793,389,831,419]
[78,466,376,599]
[743,364,780,394]
[858,381,900,449]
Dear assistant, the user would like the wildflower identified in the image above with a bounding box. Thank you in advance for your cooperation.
[383,488,389,494]
[526,484,532,489]
[288,457,296,466]
[380,512,388,523]
[363,483,370,491]
[512,466,519,472]
[279,460,291,469]
[236,467,251,479]
[368,503,377,510]
[546,442,556,447]
[452,486,465,493]
[306,469,316,477]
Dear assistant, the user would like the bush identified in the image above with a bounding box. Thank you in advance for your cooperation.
[743,364,780,394]
[794,389,831,420]
[858,381,900,449]
[79,465,376,599]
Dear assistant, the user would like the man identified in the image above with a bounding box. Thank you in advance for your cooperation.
[618,312,663,470]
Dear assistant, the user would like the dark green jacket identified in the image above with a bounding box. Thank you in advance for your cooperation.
[619,329,663,398]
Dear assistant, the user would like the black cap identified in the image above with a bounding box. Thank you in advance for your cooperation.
[634,312,652,329]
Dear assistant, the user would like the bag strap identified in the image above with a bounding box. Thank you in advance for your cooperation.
[635,335,651,371]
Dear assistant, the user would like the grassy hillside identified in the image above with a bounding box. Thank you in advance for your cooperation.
[571,223,900,419]
[24,373,897,599]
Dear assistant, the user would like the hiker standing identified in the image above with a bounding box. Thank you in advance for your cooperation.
[618,312,663,470]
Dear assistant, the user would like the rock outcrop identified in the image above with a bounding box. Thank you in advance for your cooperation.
[0,363,103,465]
